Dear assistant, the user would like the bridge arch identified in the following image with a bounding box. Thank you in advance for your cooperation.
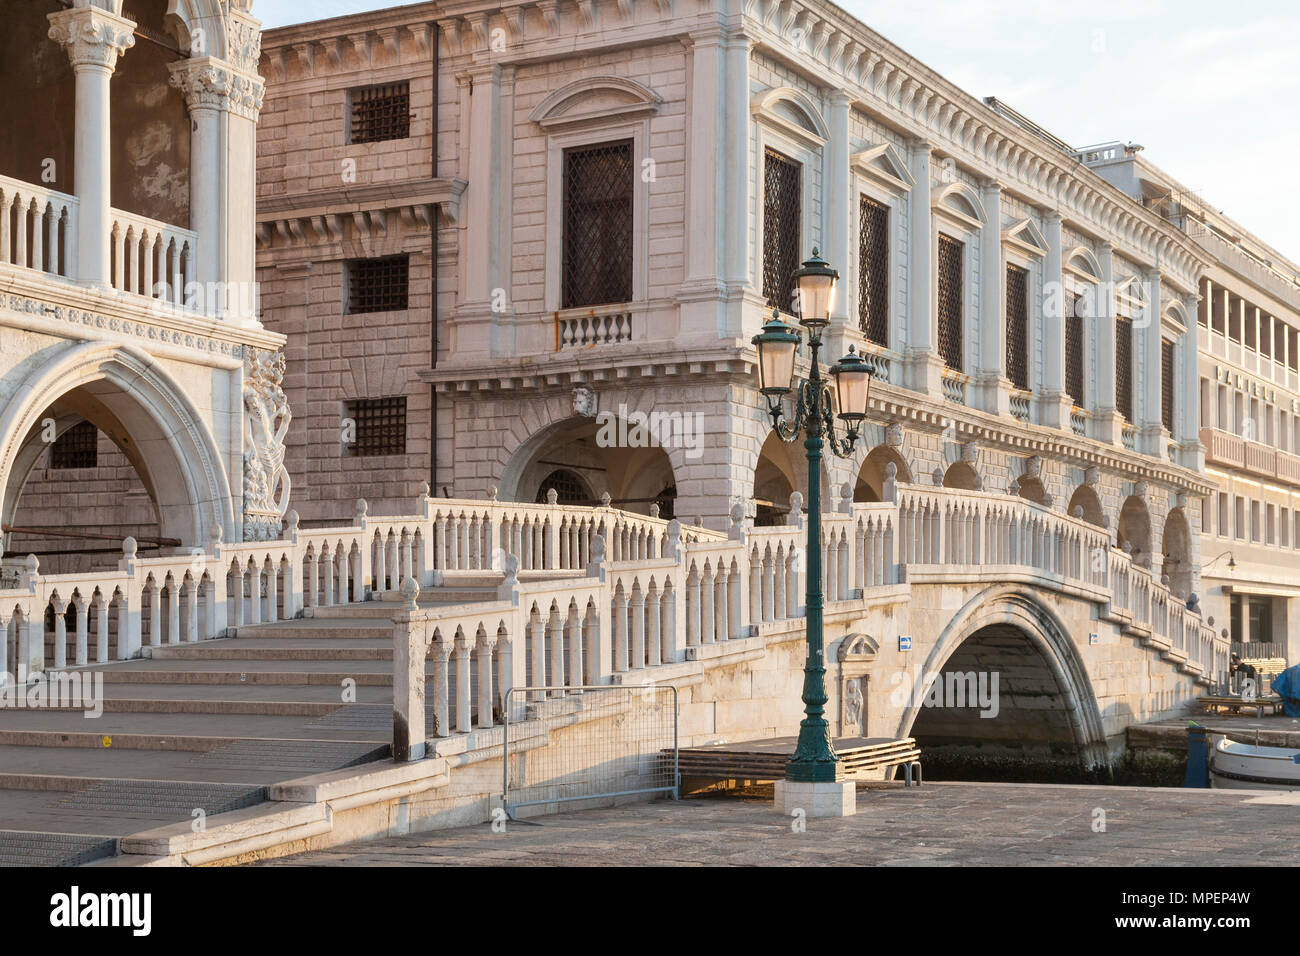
[896,585,1109,771]
[0,342,232,550]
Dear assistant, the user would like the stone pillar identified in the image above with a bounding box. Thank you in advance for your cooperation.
[1040,213,1071,428]
[977,179,1009,415]
[824,92,852,326]
[168,37,266,322]
[1177,295,1202,469]
[679,28,728,335]
[452,63,513,357]
[905,140,942,395]
[723,33,751,292]
[1093,243,1124,444]
[47,4,135,288]
[1141,268,1168,457]
[52,597,67,670]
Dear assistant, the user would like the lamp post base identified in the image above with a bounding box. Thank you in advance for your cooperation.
[774,779,857,818]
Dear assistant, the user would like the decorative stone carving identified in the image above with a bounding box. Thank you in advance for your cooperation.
[1023,455,1041,479]
[885,422,903,447]
[572,384,597,418]
[932,466,945,486]
[960,440,978,463]
[242,349,292,541]
[168,59,266,121]
[47,7,136,72]
[837,633,878,737]
[1084,465,1099,487]
[225,14,264,72]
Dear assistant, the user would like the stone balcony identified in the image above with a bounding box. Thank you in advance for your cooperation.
[1200,425,1300,485]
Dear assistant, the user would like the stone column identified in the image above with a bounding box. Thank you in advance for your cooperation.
[47,4,136,288]
[168,44,265,322]
[1178,294,1202,468]
[679,29,728,335]
[977,179,1009,415]
[824,91,852,326]
[905,140,942,395]
[1141,268,1168,457]
[723,32,752,292]
[1093,242,1123,444]
[1040,213,1071,428]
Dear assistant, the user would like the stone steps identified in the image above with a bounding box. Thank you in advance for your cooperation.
[0,599,461,862]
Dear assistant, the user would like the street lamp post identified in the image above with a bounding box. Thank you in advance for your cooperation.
[751,249,874,786]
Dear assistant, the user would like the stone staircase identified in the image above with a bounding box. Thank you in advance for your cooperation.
[0,582,499,865]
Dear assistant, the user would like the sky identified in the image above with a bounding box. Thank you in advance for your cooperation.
[254,0,1300,262]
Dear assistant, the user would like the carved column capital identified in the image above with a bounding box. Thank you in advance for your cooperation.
[168,57,266,121]
[47,6,136,73]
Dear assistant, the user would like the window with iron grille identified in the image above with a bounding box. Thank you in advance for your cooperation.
[762,149,802,314]
[562,141,634,309]
[535,469,588,505]
[349,82,411,144]
[50,421,97,469]
[346,256,408,314]
[1005,264,1029,391]
[858,194,889,345]
[1065,291,1085,407]
[936,234,964,371]
[345,397,406,457]
[1115,316,1133,422]
[1161,339,1175,433]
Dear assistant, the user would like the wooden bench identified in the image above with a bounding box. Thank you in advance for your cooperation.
[1198,695,1284,717]
[672,735,923,787]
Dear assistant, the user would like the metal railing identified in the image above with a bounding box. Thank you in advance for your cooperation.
[501,684,678,819]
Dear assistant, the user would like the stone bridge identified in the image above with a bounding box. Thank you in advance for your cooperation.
[0,484,1227,862]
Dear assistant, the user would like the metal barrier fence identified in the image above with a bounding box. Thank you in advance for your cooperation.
[502,685,678,819]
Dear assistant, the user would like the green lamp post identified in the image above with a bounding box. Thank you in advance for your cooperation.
[751,249,875,783]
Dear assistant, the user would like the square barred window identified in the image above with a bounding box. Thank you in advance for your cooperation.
[936,234,964,372]
[1005,264,1029,391]
[346,255,408,314]
[346,398,406,457]
[562,141,634,309]
[51,421,98,469]
[1161,339,1176,433]
[762,149,802,315]
[349,82,411,144]
[857,195,890,346]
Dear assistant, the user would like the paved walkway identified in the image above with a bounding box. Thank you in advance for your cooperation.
[255,781,1300,866]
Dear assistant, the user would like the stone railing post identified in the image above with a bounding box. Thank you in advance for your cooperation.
[393,578,426,762]
[116,537,142,657]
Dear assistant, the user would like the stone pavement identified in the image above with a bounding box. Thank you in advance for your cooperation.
[254,781,1300,866]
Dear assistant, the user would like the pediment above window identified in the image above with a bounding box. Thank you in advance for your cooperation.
[751,86,828,148]
[932,181,986,230]
[1115,275,1149,317]
[851,142,914,194]
[1064,246,1102,282]
[1162,299,1190,335]
[1002,217,1048,258]
[529,75,662,130]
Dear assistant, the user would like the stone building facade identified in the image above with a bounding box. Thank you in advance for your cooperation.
[256,0,1220,604]
[248,0,1300,658]
[1082,145,1300,665]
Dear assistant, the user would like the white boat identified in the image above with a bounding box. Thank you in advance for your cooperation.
[1208,735,1300,791]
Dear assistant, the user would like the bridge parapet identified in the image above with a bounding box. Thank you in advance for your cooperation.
[0,486,1227,756]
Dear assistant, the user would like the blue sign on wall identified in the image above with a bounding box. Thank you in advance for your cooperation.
[899,635,912,651]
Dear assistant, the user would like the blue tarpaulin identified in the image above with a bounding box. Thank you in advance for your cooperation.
[1271,664,1300,718]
